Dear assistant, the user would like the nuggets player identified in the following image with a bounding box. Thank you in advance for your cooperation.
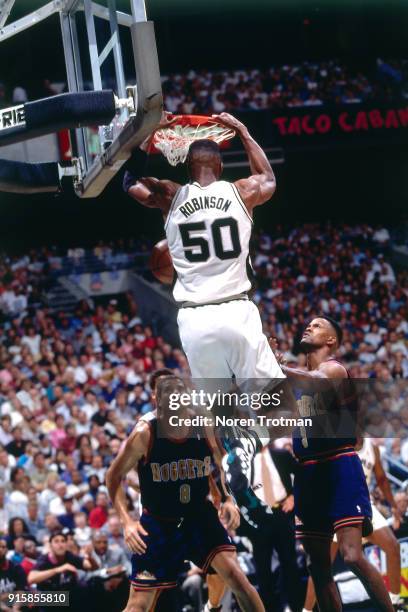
[303,437,404,610]
[276,316,394,612]
[106,374,265,612]
[126,112,284,387]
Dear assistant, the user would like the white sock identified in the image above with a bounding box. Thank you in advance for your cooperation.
[389,592,401,604]
[302,609,313,612]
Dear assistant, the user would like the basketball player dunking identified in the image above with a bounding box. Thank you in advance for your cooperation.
[273,316,394,612]
[125,113,292,522]
[126,112,283,385]
[106,374,265,612]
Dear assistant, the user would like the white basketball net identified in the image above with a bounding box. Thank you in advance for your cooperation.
[154,121,235,166]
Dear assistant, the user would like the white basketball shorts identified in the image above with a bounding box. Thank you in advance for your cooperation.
[177,298,285,383]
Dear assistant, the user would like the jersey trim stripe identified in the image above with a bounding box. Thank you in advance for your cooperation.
[201,544,236,573]
[143,419,154,465]
[164,187,182,231]
[245,253,255,292]
[298,449,356,465]
[230,183,253,223]
[131,580,178,591]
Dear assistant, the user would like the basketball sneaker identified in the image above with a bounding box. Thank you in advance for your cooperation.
[219,424,273,528]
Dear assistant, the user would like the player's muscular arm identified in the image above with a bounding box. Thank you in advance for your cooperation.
[106,420,151,554]
[213,112,276,210]
[281,361,347,391]
[127,177,180,216]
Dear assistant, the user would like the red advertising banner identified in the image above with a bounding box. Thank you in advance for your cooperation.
[236,104,408,149]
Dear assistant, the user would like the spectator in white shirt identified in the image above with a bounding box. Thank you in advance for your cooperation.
[0,487,10,533]
[21,328,41,360]
[365,324,383,348]
[49,482,69,516]
[74,512,92,547]
[0,416,13,447]
[373,226,391,244]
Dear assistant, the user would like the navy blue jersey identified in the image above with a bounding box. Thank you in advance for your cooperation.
[292,360,358,460]
[138,414,214,519]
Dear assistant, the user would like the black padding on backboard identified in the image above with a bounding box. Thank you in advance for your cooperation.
[0,158,60,193]
[25,90,116,132]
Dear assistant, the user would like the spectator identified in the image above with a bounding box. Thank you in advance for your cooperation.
[6,427,27,458]
[0,416,13,447]
[57,495,76,530]
[0,488,10,534]
[86,532,130,612]
[6,517,29,550]
[74,512,92,548]
[30,452,50,491]
[20,539,39,576]
[49,482,68,516]
[89,531,130,577]
[0,537,27,595]
[388,492,408,538]
[7,469,29,519]
[26,501,45,541]
[88,492,109,529]
[105,515,126,553]
[28,531,97,607]
[9,535,26,564]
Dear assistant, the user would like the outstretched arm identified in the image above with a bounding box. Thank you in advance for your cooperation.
[123,111,181,214]
[213,112,276,211]
[279,359,348,391]
[127,177,180,214]
[106,420,151,553]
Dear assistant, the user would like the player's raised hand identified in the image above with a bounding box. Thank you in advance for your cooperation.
[211,112,244,133]
[124,519,148,554]
[269,337,287,365]
[156,110,177,130]
[138,177,167,193]
[139,111,177,151]
[219,499,240,531]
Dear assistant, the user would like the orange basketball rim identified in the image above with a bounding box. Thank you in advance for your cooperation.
[151,114,235,166]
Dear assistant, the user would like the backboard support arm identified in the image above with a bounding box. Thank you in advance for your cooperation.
[0,0,163,198]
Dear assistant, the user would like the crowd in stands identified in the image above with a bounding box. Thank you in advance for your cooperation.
[253,223,407,379]
[0,238,151,319]
[0,222,406,609]
[162,59,408,114]
[1,59,407,114]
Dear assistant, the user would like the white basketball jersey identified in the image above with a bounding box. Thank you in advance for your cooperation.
[358,438,376,485]
[165,180,253,304]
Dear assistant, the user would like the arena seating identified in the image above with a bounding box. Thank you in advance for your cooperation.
[0,223,406,606]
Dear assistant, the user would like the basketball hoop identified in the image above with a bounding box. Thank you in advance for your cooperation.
[152,115,235,166]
